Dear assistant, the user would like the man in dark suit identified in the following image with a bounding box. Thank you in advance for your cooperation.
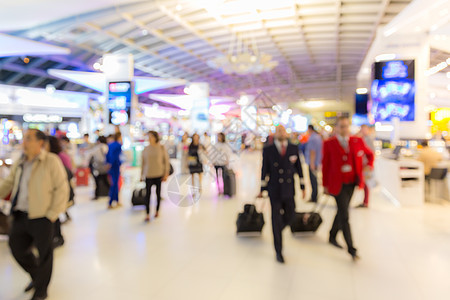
[322,117,374,261]
[259,125,306,263]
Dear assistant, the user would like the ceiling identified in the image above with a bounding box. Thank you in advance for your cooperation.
[0,0,413,102]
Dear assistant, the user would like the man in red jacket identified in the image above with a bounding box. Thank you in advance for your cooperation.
[322,117,374,261]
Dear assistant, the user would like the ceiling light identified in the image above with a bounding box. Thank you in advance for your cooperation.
[141,29,148,36]
[176,4,183,11]
[304,101,323,108]
[425,61,449,76]
[356,88,368,94]
[375,54,396,62]
[93,62,101,70]
[208,35,278,75]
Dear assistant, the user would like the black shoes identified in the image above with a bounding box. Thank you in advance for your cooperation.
[329,238,343,249]
[276,253,285,264]
[31,293,47,300]
[53,237,65,249]
[356,203,368,208]
[351,253,361,262]
[24,282,47,299]
[24,282,34,293]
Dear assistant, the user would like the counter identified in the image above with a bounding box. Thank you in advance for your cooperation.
[375,157,424,206]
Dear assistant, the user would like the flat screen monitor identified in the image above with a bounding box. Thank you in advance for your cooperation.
[371,60,415,122]
[355,93,368,115]
[392,145,402,160]
[108,81,132,125]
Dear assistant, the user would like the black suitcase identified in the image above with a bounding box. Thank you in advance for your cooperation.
[290,212,322,233]
[236,204,265,234]
[223,168,236,197]
[131,188,147,206]
[290,195,329,234]
[0,212,9,235]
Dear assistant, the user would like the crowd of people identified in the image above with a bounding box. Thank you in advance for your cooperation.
[0,120,379,299]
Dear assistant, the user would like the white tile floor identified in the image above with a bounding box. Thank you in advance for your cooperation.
[1,151,450,300]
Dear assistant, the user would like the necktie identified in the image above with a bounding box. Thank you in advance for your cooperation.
[281,144,287,157]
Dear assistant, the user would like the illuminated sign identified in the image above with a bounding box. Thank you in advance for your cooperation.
[371,60,415,122]
[382,61,408,79]
[108,81,132,125]
[23,114,63,123]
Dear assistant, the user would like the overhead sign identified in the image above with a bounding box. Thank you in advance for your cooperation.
[108,81,132,126]
[23,113,63,123]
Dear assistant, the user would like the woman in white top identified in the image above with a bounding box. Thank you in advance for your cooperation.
[212,133,232,195]
[177,132,190,174]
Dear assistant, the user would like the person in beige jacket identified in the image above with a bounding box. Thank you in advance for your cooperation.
[141,131,170,222]
[417,140,443,176]
[0,129,69,300]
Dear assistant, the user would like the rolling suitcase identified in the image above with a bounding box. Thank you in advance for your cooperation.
[290,212,322,233]
[236,199,266,235]
[290,195,330,234]
[0,212,9,235]
[131,187,146,206]
[76,168,90,186]
[223,168,236,197]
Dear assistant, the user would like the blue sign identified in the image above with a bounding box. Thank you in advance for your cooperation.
[382,61,408,79]
[371,60,415,122]
[108,81,132,125]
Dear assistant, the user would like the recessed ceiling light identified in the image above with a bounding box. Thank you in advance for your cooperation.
[375,54,396,62]
[356,88,368,94]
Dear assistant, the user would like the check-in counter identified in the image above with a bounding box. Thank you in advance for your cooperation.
[375,157,424,206]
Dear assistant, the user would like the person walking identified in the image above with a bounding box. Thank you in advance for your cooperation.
[211,133,232,195]
[259,125,306,263]
[188,133,204,194]
[178,132,190,174]
[89,136,110,200]
[0,129,69,300]
[356,124,376,208]
[106,132,123,209]
[304,125,323,203]
[141,131,170,222]
[322,117,374,261]
[45,136,73,249]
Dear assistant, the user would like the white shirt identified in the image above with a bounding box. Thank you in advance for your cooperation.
[337,135,350,151]
[274,139,288,155]
[210,142,232,166]
[15,159,35,212]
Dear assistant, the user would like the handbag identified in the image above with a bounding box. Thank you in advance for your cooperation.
[188,156,198,166]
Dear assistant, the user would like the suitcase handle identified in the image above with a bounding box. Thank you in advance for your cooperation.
[312,193,331,214]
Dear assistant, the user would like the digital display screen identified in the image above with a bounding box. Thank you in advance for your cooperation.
[108,81,132,125]
[355,93,368,115]
[371,60,415,122]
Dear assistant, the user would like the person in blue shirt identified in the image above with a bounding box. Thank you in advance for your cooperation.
[106,132,123,209]
[304,125,323,203]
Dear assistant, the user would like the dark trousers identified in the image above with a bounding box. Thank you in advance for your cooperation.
[214,165,225,193]
[270,197,296,255]
[54,219,63,240]
[330,184,356,255]
[95,173,110,198]
[309,167,318,203]
[145,177,162,215]
[109,169,120,205]
[9,212,54,297]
